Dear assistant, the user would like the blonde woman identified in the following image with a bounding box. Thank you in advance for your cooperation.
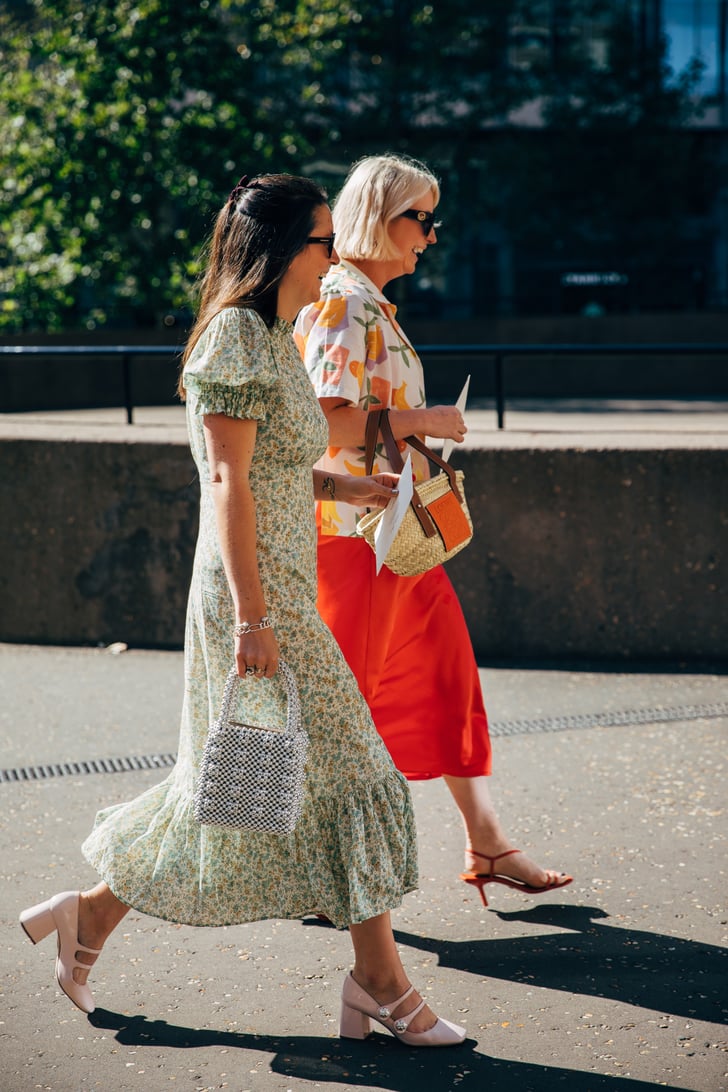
[295,154,572,907]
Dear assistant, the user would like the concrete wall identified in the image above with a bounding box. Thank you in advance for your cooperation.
[0,434,197,648]
[1,429,726,662]
[447,445,727,661]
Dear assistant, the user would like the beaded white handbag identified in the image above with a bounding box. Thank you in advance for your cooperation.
[193,660,309,834]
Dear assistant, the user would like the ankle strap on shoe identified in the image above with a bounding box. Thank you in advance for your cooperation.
[388,997,426,1033]
[377,982,414,1021]
[470,848,522,873]
[376,984,428,1034]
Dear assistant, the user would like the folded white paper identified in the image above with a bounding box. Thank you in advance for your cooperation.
[441,374,471,463]
[374,453,414,574]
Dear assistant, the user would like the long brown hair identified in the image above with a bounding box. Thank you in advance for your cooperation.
[179,173,327,397]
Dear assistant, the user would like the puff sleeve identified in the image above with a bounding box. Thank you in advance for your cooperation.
[183,307,278,421]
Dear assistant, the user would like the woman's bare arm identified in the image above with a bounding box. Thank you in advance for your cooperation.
[203,413,279,677]
[320,397,466,447]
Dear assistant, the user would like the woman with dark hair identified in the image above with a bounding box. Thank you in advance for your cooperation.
[19,173,466,1048]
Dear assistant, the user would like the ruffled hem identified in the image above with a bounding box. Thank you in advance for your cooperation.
[293,769,418,927]
[81,768,418,930]
[185,378,269,421]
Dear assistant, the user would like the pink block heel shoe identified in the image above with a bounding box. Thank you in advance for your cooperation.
[19,891,101,1014]
[339,972,466,1047]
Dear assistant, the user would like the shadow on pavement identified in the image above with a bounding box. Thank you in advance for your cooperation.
[388,904,727,1025]
[87,1008,688,1090]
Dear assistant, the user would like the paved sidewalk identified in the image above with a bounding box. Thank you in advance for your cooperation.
[1,643,726,1092]
[2,396,728,448]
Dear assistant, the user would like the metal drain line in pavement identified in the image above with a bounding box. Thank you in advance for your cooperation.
[1,752,177,783]
[1,701,727,784]
[488,700,728,737]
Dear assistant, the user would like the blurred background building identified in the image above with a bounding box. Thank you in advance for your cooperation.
[398,0,728,322]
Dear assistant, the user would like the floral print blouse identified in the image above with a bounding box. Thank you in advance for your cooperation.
[294,261,430,537]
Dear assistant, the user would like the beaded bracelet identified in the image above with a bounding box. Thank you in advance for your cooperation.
[233,615,272,637]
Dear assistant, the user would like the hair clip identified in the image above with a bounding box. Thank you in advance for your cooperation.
[228,174,250,204]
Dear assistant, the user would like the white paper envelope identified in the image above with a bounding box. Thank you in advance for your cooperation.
[441,374,470,463]
[374,453,414,574]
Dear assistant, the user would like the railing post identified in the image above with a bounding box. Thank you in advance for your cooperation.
[121,354,133,424]
[494,354,505,429]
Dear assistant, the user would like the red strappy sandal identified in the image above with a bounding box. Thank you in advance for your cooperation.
[460,849,573,907]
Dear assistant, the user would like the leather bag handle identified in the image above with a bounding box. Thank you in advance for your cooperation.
[365,409,463,501]
[364,408,386,476]
[364,409,464,539]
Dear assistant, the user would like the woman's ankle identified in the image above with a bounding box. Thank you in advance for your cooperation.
[351,966,410,1001]
[464,837,514,863]
[78,887,126,949]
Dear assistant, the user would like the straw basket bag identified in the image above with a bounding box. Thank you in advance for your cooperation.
[357,409,473,577]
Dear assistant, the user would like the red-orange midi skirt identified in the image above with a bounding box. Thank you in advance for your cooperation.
[317,536,491,781]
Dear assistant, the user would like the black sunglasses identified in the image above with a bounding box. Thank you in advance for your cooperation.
[399,209,440,235]
[307,234,336,258]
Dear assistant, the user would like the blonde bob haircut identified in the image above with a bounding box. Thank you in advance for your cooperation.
[332,153,440,262]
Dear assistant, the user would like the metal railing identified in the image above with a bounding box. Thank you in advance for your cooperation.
[0,344,181,426]
[418,342,728,428]
[1,342,727,428]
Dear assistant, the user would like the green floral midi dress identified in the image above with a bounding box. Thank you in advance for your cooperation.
[82,307,418,929]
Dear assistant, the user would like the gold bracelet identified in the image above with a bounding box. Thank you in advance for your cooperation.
[322,476,336,500]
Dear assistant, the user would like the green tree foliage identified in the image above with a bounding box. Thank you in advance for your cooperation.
[231,0,537,141]
[0,0,288,330]
[0,0,709,331]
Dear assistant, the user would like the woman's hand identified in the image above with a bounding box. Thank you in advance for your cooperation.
[236,627,280,680]
[424,404,467,442]
[337,472,400,508]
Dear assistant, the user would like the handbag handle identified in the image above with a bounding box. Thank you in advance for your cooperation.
[216,659,303,738]
[364,409,463,501]
[363,409,463,539]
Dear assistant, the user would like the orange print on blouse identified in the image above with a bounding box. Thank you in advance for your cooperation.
[368,375,392,407]
[348,358,365,384]
[392,382,411,410]
[319,504,343,535]
[365,324,385,364]
[318,297,348,328]
[321,343,350,385]
[344,457,367,476]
